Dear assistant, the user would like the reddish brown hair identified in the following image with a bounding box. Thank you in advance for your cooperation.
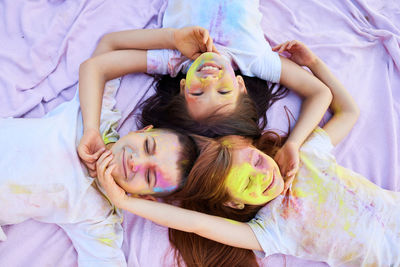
[168,132,286,267]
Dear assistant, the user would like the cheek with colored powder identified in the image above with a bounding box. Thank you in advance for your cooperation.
[249,191,257,198]
[154,171,177,193]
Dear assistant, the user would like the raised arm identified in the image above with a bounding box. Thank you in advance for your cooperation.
[123,197,261,251]
[78,27,217,174]
[95,151,262,251]
[273,55,333,187]
[274,40,359,145]
[306,56,359,145]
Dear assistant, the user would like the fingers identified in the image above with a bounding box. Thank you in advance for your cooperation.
[211,43,220,54]
[201,29,213,52]
[102,163,117,185]
[272,40,299,53]
[79,146,105,163]
[96,150,113,178]
[285,165,298,178]
[196,27,217,53]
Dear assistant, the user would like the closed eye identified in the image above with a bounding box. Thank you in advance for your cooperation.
[144,138,150,154]
[243,177,251,191]
[218,91,231,95]
[145,169,150,185]
[190,92,203,96]
[146,168,157,188]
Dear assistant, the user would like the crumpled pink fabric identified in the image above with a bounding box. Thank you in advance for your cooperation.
[1,0,399,266]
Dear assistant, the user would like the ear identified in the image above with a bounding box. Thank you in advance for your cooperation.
[137,125,154,133]
[223,200,245,210]
[180,79,186,94]
[138,194,157,201]
[236,75,247,94]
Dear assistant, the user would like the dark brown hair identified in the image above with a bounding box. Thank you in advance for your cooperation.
[168,132,286,267]
[138,71,287,138]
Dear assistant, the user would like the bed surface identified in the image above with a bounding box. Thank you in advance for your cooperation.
[1,0,399,266]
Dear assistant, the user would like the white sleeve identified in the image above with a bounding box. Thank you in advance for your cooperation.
[246,210,284,258]
[249,48,281,83]
[60,215,126,267]
[300,127,334,156]
[99,78,121,145]
[146,49,192,77]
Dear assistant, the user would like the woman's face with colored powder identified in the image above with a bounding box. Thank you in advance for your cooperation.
[225,146,284,206]
[181,52,246,119]
[109,128,182,195]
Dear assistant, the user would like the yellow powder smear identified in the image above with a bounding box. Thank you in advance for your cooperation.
[98,238,115,247]
[224,218,241,225]
[9,184,31,194]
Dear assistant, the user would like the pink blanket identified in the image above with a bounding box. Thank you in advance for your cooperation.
[1,0,399,266]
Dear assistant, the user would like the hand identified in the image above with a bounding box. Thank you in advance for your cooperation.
[78,128,106,177]
[96,150,128,208]
[274,141,300,194]
[272,40,317,68]
[173,26,219,60]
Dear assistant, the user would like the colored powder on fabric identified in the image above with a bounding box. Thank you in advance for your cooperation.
[9,184,31,194]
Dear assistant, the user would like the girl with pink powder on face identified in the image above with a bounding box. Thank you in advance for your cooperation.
[94,41,400,267]
[78,0,333,189]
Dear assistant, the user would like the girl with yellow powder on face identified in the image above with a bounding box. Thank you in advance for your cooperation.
[94,41,398,267]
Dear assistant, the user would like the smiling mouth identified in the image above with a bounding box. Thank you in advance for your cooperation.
[197,62,221,74]
[262,172,275,195]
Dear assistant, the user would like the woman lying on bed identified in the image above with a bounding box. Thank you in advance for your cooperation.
[0,78,198,267]
[95,40,398,267]
[79,0,333,186]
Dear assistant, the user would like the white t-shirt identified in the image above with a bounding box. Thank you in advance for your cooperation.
[0,79,125,267]
[147,0,281,83]
[248,128,400,266]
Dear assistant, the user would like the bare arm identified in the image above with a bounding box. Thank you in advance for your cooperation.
[79,26,217,131]
[95,154,263,252]
[78,26,217,171]
[92,28,177,56]
[79,49,147,131]
[307,58,359,145]
[274,56,333,183]
[274,40,359,146]
[121,197,262,251]
[279,56,333,147]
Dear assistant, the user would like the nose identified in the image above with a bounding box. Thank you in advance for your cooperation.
[128,151,141,172]
[200,74,219,86]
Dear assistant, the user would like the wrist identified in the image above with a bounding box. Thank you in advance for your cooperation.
[83,125,100,133]
[307,56,322,71]
[117,195,134,210]
[167,28,178,49]
[283,139,301,150]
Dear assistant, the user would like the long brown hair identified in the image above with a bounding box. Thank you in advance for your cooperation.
[168,132,285,267]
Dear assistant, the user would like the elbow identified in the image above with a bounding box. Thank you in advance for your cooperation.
[98,33,113,49]
[79,57,105,81]
[319,84,333,109]
[349,101,360,125]
[79,58,94,77]
[92,33,115,56]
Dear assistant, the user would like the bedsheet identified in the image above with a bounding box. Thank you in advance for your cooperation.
[0,0,399,266]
